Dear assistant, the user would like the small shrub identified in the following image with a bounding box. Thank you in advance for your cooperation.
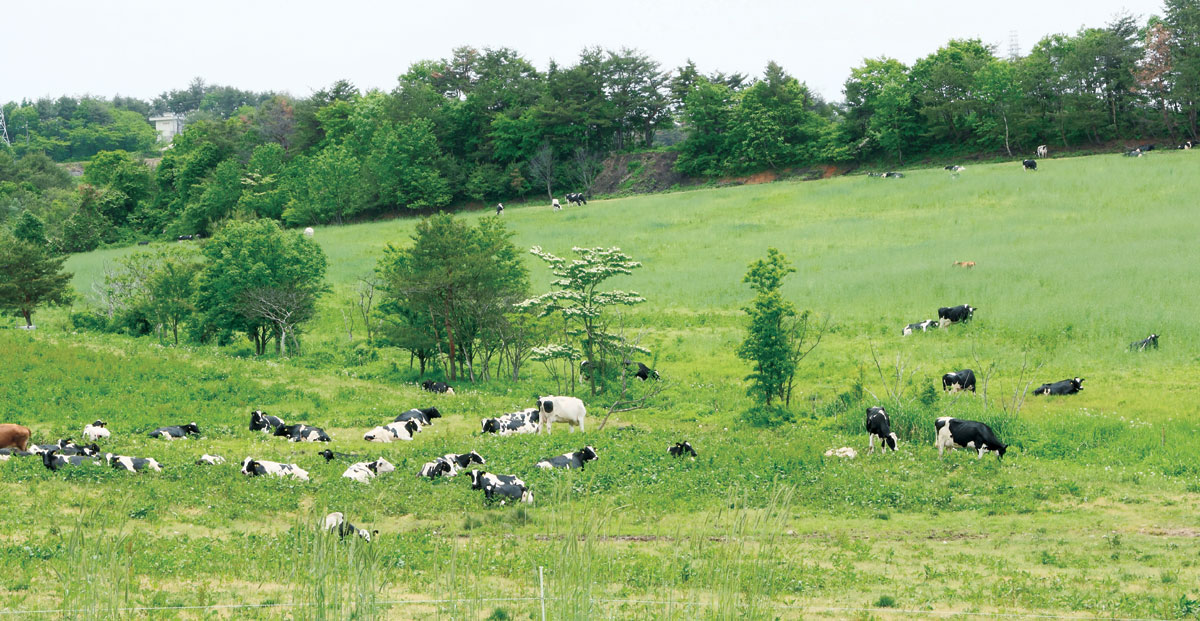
[874,595,896,608]
[741,405,795,428]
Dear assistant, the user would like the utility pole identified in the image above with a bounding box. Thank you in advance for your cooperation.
[1008,30,1021,61]
[0,107,10,146]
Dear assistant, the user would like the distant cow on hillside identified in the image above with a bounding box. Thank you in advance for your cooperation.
[566,192,587,206]
[1022,159,1037,171]
[1036,145,1048,158]
[937,304,975,326]
[1034,377,1084,396]
[1129,334,1159,351]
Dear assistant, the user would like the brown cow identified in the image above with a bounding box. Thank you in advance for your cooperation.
[0,424,32,452]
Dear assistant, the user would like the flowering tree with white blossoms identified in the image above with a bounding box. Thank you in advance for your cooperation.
[519,246,647,396]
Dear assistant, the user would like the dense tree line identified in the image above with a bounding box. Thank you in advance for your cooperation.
[5,3,1200,249]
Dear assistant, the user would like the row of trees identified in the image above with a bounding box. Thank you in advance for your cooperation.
[7,3,1200,251]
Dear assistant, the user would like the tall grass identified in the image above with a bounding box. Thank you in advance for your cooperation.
[287,514,384,621]
[53,511,133,620]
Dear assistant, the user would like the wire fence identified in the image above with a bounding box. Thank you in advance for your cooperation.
[0,597,1175,620]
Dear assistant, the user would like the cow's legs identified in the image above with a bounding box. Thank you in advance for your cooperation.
[868,434,876,454]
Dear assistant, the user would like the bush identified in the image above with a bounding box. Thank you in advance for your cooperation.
[740,405,795,428]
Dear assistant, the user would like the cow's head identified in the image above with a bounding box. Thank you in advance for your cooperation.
[241,457,258,475]
[579,446,598,462]
[994,443,1008,460]
[481,419,499,434]
[421,380,433,391]
[81,443,100,456]
[885,433,899,451]
[537,398,554,414]
[469,470,484,489]
[91,420,106,428]
[184,422,200,435]
[405,421,420,436]
[1073,378,1085,390]
[318,449,334,462]
[274,424,295,437]
[374,458,395,474]
[423,407,442,419]
[432,460,453,476]
[466,450,485,465]
[250,411,267,430]
[41,449,59,470]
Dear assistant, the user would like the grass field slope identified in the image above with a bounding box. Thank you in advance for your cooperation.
[4,151,1199,619]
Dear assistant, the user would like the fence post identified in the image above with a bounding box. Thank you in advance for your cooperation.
[539,565,546,621]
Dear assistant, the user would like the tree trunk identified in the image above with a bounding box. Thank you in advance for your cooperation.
[442,293,457,381]
[21,309,32,327]
[1002,112,1012,157]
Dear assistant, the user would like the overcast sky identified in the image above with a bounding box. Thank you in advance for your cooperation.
[4,0,1163,105]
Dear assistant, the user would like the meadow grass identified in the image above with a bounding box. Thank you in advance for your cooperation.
[6,150,1200,618]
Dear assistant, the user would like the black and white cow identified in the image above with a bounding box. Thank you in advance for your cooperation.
[323,512,376,542]
[34,439,100,456]
[566,192,587,206]
[274,423,331,442]
[668,441,697,458]
[420,380,455,395]
[1140,143,1156,152]
[537,396,586,434]
[941,369,977,393]
[937,304,975,326]
[196,454,225,465]
[865,407,898,453]
[480,409,540,435]
[934,417,1007,460]
[82,420,110,441]
[41,450,99,471]
[317,449,360,462]
[944,165,965,172]
[148,422,200,440]
[902,319,938,336]
[536,446,598,470]
[630,361,660,381]
[883,171,904,178]
[1129,334,1159,351]
[393,407,442,425]
[1023,159,1037,170]
[105,453,163,472]
[469,470,533,504]
[240,457,310,480]
[418,451,485,477]
[363,420,420,443]
[0,448,35,459]
[1124,148,1143,158]
[1034,377,1084,396]
[250,410,286,434]
[342,458,395,484]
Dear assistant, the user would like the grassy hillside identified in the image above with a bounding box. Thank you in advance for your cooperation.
[6,151,1199,619]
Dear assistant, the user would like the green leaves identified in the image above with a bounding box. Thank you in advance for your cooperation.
[0,232,73,326]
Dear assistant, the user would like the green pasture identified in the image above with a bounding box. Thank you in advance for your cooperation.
[5,150,1199,618]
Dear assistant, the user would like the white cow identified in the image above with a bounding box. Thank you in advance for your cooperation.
[241,457,310,481]
[536,396,586,434]
[1036,145,1048,158]
[82,420,111,441]
[303,227,315,238]
[343,458,395,483]
[363,420,420,443]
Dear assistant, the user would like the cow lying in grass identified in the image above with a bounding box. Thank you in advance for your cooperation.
[342,458,395,484]
[394,408,441,425]
[274,424,330,442]
[104,453,162,472]
[364,420,420,442]
[250,410,285,434]
[82,420,110,441]
[469,470,532,504]
[418,451,486,478]
[149,423,200,440]
[41,450,100,471]
[669,441,697,458]
[1129,334,1159,351]
[241,457,310,481]
[1034,378,1084,396]
[481,409,539,435]
[536,446,598,470]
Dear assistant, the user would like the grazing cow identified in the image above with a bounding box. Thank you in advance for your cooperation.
[41,450,99,471]
[1124,148,1143,158]
[630,361,660,381]
[536,446,598,470]
[1130,334,1159,351]
[934,417,1007,460]
[303,227,314,238]
[566,192,587,206]
[240,457,310,481]
[0,424,32,452]
[420,380,455,395]
[148,422,200,440]
[536,396,586,434]
[941,369,977,393]
[902,319,938,336]
[1022,159,1037,171]
[323,512,376,542]
[480,409,540,435]
[469,470,533,504]
[937,304,975,326]
[393,408,441,425]
[82,420,110,441]
[343,458,395,484]
[317,449,360,462]
[196,454,225,465]
[250,410,286,434]
[552,198,562,211]
[669,441,697,458]
[105,453,162,473]
[363,420,420,442]
[1034,377,1084,396]
[1036,145,1048,158]
[496,202,504,215]
[274,423,331,443]
[865,407,898,453]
